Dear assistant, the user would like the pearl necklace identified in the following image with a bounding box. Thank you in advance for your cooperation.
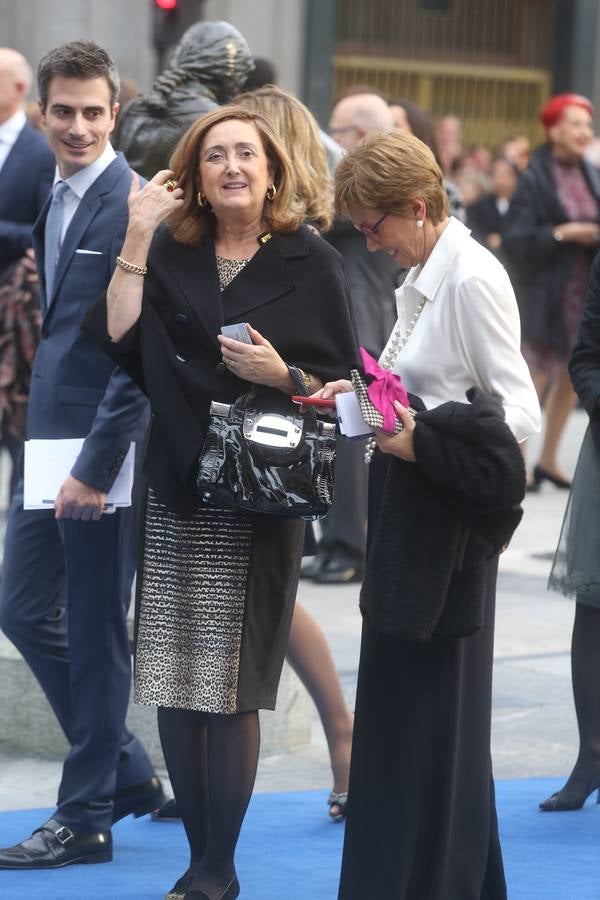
[364,296,426,464]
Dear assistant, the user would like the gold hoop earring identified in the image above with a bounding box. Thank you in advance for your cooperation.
[197,191,207,207]
[266,184,277,201]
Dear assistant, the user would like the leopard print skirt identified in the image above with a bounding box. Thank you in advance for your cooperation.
[134,488,253,714]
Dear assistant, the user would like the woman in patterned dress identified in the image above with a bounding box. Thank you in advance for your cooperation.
[84,106,358,900]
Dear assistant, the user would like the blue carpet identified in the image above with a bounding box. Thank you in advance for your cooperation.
[0,778,598,899]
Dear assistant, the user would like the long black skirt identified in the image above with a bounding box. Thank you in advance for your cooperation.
[338,523,506,896]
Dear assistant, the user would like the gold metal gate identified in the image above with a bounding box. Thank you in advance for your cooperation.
[334,0,557,148]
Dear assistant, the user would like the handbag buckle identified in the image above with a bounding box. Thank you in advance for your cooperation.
[209,401,231,417]
[243,411,303,448]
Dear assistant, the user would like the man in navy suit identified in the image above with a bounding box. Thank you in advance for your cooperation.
[0,41,163,869]
[0,48,54,277]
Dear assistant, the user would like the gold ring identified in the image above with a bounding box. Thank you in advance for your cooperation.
[165,179,176,192]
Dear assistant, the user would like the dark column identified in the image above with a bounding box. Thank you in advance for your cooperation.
[303,0,337,129]
[553,0,600,110]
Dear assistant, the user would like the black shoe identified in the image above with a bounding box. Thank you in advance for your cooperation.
[299,553,328,580]
[314,553,364,585]
[532,464,571,490]
[184,875,240,900]
[112,775,166,823]
[152,797,181,821]
[539,775,600,811]
[165,868,193,900]
[0,819,112,869]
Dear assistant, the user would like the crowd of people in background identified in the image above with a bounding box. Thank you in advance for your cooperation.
[0,17,599,900]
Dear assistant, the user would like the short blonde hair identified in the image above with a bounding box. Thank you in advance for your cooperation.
[235,85,333,232]
[335,130,448,225]
[168,105,304,247]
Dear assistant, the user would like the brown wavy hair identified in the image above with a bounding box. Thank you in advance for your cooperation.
[335,130,448,226]
[235,85,333,232]
[168,105,304,246]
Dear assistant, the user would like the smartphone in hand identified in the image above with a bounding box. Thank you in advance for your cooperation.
[220,323,252,344]
[291,395,337,408]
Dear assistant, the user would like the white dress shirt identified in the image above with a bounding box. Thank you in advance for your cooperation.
[0,107,27,172]
[53,142,117,244]
[380,217,541,442]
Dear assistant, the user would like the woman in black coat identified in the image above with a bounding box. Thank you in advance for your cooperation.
[545,252,600,811]
[504,93,600,490]
[85,106,358,900]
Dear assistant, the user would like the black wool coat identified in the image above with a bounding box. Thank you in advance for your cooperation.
[84,224,360,517]
[360,388,526,642]
[503,143,600,356]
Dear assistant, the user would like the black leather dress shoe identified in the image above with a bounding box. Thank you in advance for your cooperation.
[112,775,166,823]
[0,819,112,869]
[314,553,364,585]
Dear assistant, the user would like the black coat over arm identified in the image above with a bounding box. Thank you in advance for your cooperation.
[84,224,360,516]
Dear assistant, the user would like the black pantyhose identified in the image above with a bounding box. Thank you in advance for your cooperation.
[564,601,600,792]
[157,706,260,899]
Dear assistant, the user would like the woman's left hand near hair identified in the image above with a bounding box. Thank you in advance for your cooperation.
[217,324,290,390]
[374,401,416,462]
[127,169,185,235]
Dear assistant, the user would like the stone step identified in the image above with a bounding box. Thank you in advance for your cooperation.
[0,634,312,768]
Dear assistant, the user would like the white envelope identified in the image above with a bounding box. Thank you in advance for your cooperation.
[24,439,135,511]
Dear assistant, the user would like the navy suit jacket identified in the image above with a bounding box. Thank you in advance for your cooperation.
[29,152,149,492]
[0,121,54,276]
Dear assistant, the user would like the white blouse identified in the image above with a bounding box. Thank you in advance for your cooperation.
[379,217,541,442]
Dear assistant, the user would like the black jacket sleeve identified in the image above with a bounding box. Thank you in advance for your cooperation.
[502,169,559,265]
[569,251,600,423]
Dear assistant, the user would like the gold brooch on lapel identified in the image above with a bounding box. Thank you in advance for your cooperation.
[257,232,272,245]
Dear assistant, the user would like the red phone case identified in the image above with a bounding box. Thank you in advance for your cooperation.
[291,395,337,408]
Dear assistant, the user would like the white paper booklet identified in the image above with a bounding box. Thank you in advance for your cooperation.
[23,439,135,510]
[335,391,374,438]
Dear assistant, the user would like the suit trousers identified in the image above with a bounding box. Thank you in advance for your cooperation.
[0,479,154,833]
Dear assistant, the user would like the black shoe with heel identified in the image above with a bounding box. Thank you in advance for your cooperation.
[532,464,571,491]
[539,775,600,811]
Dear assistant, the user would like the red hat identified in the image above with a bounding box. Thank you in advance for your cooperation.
[540,93,593,130]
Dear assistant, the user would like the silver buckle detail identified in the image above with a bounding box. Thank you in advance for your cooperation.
[243,411,303,448]
[54,825,75,846]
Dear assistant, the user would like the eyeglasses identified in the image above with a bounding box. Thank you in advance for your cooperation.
[354,212,389,239]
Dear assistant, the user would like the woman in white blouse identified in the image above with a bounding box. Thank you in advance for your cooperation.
[320,131,540,900]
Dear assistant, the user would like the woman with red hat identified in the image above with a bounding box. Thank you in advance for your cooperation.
[504,92,600,489]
